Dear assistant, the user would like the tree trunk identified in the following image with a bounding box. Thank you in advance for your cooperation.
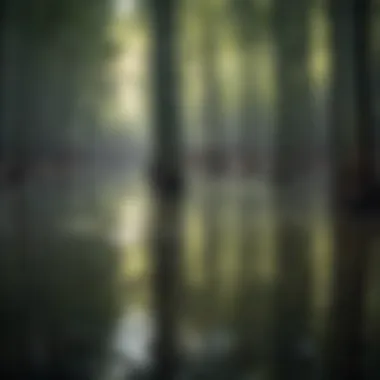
[149,1,184,379]
[234,45,265,372]
[325,1,374,380]
[0,2,7,163]
[200,3,224,327]
[272,1,314,379]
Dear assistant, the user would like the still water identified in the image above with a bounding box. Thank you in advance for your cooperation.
[0,165,356,379]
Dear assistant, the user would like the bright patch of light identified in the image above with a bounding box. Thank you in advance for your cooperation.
[113,308,154,366]
[110,195,149,247]
[114,0,136,15]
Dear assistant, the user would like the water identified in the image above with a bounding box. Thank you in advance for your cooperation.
[0,164,354,379]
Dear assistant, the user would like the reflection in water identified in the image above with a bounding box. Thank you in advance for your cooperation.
[106,307,240,380]
[0,168,338,379]
[110,194,151,247]
[104,308,154,380]
[100,173,329,380]
[113,308,154,366]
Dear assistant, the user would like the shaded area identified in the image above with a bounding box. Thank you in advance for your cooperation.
[0,1,380,380]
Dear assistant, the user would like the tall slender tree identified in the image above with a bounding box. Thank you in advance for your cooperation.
[149,0,185,379]
[325,0,375,379]
[271,0,314,379]
[230,0,270,373]
[0,1,9,164]
[198,0,226,328]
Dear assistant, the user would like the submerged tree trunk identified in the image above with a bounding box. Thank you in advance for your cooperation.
[325,1,374,379]
[149,1,184,379]
[272,0,314,379]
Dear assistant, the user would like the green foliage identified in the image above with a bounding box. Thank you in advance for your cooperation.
[6,0,123,148]
[14,0,111,45]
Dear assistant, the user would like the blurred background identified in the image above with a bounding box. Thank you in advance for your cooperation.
[0,0,378,379]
